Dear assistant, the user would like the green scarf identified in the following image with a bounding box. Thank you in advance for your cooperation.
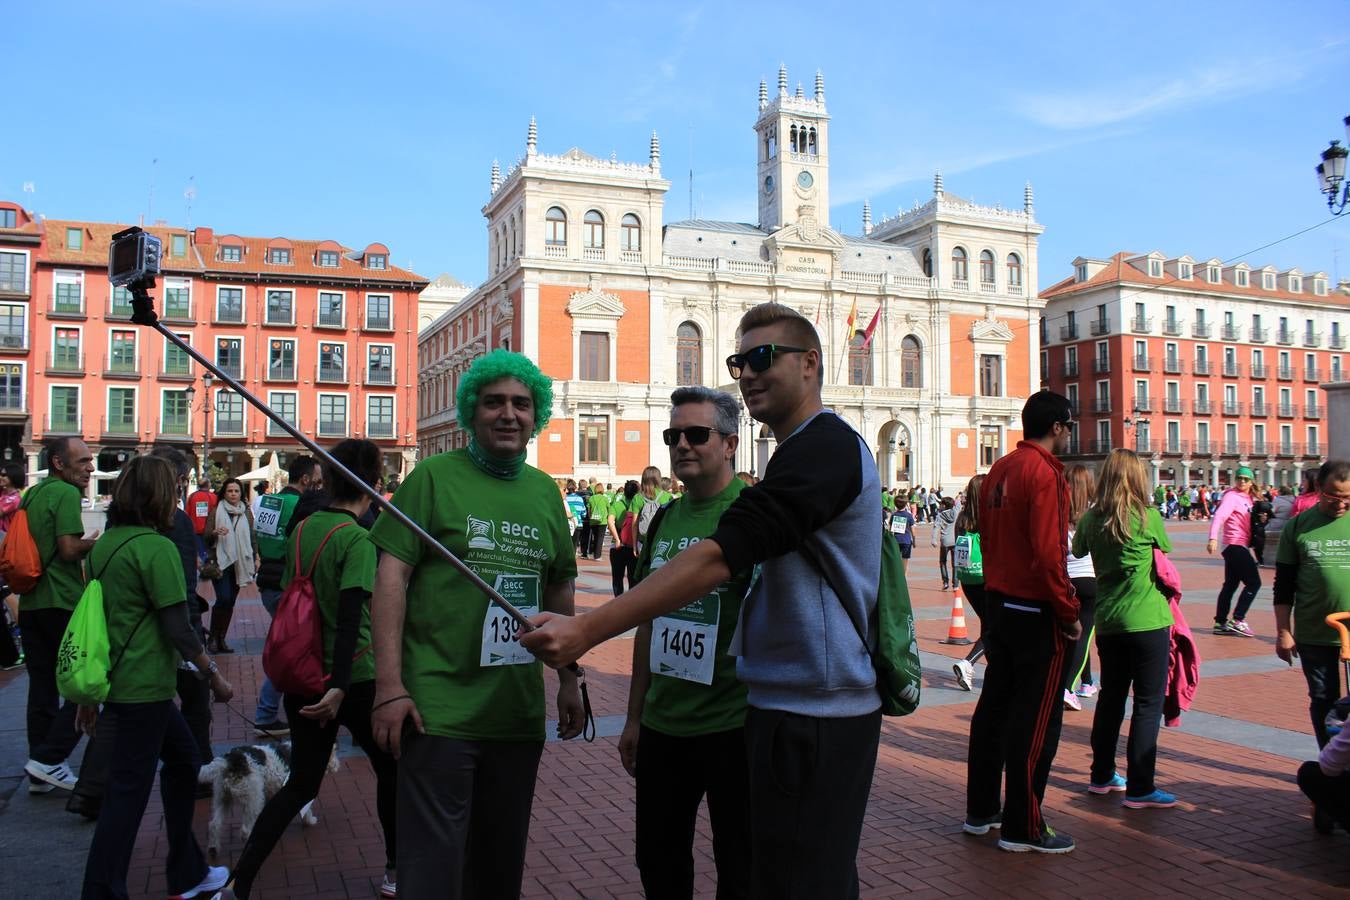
[467,438,526,481]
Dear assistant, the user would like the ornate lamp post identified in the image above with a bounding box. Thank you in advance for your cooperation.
[184,383,197,479]
[1314,116,1350,215]
[201,372,214,482]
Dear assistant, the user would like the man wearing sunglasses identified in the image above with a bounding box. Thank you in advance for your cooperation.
[619,386,753,900]
[526,301,884,899]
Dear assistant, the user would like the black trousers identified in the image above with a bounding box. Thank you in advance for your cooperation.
[744,707,880,900]
[966,592,1070,842]
[1064,577,1098,691]
[961,582,987,664]
[1298,644,1345,749]
[1298,761,1350,829]
[19,606,84,766]
[81,700,207,899]
[397,732,544,900]
[610,546,637,596]
[587,522,606,559]
[1090,627,1170,796]
[230,680,396,898]
[1215,545,1260,623]
[635,725,750,900]
[0,601,18,667]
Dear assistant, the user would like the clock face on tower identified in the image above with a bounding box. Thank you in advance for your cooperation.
[796,170,814,190]
[764,175,774,195]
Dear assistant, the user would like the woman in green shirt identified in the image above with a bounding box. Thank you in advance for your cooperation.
[1072,449,1176,809]
[79,456,233,900]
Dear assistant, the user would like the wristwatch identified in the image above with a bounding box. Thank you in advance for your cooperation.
[196,659,219,682]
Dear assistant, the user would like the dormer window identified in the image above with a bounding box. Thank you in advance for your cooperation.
[171,234,187,258]
[221,245,242,262]
[1236,269,1249,287]
[1207,266,1220,284]
[1290,275,1302,293]
[1315,278,1328,296]
[318,250,340,267]
[267,247,292,265]
[67,227,83,251]
[1075,263,1087,282]
[0,209,14,229]
[1178,262,1192,280]
[1148,259,1162,277]
[367,254,387,270]
[1263,272,1276,290]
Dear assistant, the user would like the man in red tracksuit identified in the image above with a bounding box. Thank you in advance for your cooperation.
[964,390,1081,854]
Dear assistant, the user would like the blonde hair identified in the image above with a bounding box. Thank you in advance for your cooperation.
[641,466,663,500]
[1093,449,1151,544]
[1065,464,1096,525]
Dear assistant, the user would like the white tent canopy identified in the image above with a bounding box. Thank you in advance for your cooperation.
[235,452,283,489]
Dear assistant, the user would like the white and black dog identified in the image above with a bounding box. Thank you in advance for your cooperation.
[198,740,339,858]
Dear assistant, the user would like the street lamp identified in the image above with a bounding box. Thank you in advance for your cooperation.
[201,373,214,482]
[184,383,197,479]
[1314,116,1350,215]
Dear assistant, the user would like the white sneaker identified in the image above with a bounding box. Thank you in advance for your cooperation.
[175,865,229,899]
[380,871,397,898]
[24,759,76,791]
[953,659,975,692]
[1063,690,1082,711]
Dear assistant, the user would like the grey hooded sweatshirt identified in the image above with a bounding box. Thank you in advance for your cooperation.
[714,410,882,718]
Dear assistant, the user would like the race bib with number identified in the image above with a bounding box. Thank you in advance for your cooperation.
[254,502,283,538]
[954,542,969,570]
[194,502,209,519]
[480,571,541,666]
[890,516,908,535]
[650,593,719,685]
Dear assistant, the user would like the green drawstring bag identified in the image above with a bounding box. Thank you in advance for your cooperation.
[56,534,150,705]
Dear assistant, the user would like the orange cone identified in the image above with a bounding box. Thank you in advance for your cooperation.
[941,587,972,645]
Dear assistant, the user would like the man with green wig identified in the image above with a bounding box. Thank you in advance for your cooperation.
[370,350,585,899]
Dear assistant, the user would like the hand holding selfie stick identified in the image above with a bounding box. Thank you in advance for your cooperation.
[112,227,594,741]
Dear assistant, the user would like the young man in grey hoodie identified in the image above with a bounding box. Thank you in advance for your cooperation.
[525,301,883,899]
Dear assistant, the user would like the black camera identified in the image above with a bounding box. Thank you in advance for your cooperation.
[108,226,162,287]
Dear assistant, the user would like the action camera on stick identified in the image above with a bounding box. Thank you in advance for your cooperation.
[108,226,161,325]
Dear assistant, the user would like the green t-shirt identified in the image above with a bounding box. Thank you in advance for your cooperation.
[369,450,577,741]
[1275,507,1350,646]
[19,477,87,612]
[881,491,896,511]
[90,527,187,703]
[282,510,377,684]
[1072,507,1174,635]
[587,492,610,524]
[635,479,750,737]
[955,532,983,585]
[255,489,303,561]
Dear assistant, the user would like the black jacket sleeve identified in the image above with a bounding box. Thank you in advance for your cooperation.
[1273,562,1297,606]
[327,585,368,692]
[710,414,861,574]
[168,510,198,599]
[157,602,205,663]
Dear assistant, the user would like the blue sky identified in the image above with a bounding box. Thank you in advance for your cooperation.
[7,1,1350,289]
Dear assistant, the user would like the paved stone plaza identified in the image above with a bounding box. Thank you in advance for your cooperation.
[2,519,1348,899]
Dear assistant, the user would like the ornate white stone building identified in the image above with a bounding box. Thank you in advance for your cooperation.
[418,66,1047,491]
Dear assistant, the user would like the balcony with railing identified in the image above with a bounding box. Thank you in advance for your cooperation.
[1133,355,1154,372]
[103,353,140,379]
[1192,322,1212,338]
[365,365,395,387]
[267,417,300,438]
[1131,398,1154,413]
[1087,438,1113,454]
[100,415,137,439]
[1304,332,1323,348]
[214,416,245,438]
[1222,401,1243,416]
[619,249,642,265]
[0,325,26,352]
[1278,442,1299,457]
[159,355,194,380]
[1306,442,1323,457]
[157,414,191,438]
[582,247,605,262]
[1277,403,1296,418]
[1060,324,1079,341]
[544,243,568,259]
[1163,440,1186,455]
[1250,326,1269,343]
[215,360,243,380]
[106,295,135,321]
[318,416,349,438]
[1250,441,1268,456]
[1162,318,1184,336]
[1305,367,1324,382]
[1163,357,1183,374]
[1062,361,1079,378]
[1193,360,1212,376]
[1332,335,1346,350]
[44,413,81,436]
[1192,399,1213,415]
[362,313,393,333]
[1066,400,1080,417]
[952,278,970,292]
[1250,401,1269,417]
[1092,398,1112,414]
[1094,357,1111,374]
[1250,363,1268,379]
[1133,439,1158,454]
[1277,365,1295,381]
[1222,440,1242,455]
[48,291,86,319]
[1163,398,1184,414]
[1131,315,1153,334]
[161,292,194,324]
[1194,439,1213,455]
[1063,437,1081,456]
[317,362,347,384]
[1222,361,1242,377]
[45,351,84,375]
[1090,319,1111,336]
[1222,324,1243,341]
[1277,329,1295,345]
[1306,403,1322,419]
[367,419,396,439]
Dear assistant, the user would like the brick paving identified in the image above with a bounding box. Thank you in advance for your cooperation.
[4,519,1349,898]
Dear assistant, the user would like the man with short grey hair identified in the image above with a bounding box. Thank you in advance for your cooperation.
[619,386,753,899]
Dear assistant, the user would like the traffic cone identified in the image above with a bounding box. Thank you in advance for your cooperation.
[941,587,972,645]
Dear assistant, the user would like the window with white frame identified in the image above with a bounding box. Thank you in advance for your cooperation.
[53,270,83,314]
[267,391,298,435]
[215,390,244,435]
[318,394,348,437]
[50,385,80,430]
[0,251,26,293]
[365,294,392,330]
[318,342,346,382]
[0,363,22,411]
[367,344,394,385]
[0,303,24,348]
[367,396,395,438]
[216,287,244,323]
[265,289,294,325]
[579,415,609,464]
[215,337,243,379]
[317,292,344,327]
[268,339,296,381]
[163,277,191,319]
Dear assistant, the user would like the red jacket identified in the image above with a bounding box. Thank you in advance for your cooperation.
[187,489,217,536]
[979,440,1078,624]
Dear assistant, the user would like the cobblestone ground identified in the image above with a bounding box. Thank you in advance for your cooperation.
[2,520,1348,898]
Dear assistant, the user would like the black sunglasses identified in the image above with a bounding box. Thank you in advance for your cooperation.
[662,426,729,447]
[725,343,809,379]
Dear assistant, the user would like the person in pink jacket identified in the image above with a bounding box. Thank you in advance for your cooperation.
[1207,467,1260,636]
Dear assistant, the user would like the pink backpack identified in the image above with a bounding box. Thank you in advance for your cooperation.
[263,519,354,696]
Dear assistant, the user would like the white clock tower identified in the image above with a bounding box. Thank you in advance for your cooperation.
[755,64,831,233]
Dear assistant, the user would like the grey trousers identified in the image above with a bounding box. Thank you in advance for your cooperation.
[397,732,544,900]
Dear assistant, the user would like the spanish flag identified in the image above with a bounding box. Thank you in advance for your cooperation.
[845,297,859,340]
[860,307,882,350]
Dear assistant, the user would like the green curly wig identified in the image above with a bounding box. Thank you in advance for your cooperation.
[456,350,554,435]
